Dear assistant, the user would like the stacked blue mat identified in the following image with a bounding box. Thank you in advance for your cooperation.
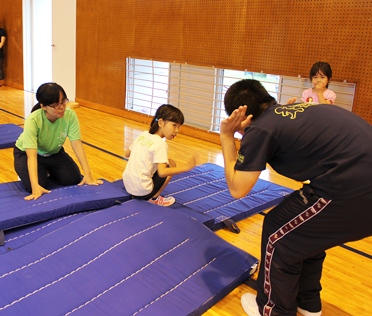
[0,180,131,232]
[0,163,294,315]
[162,163,293,231]
[0,124,23,149]
[0,200,258,315]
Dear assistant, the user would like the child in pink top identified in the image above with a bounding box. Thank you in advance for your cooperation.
[288,62,336,104]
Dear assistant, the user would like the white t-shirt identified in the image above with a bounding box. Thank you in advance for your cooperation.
[123,131,169,196]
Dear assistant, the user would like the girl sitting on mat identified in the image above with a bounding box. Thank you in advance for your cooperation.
[287,61,336,104]
[14,82,102,201]
[123,104,198,207]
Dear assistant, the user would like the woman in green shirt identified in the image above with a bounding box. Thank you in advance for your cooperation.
[14,82,102,200]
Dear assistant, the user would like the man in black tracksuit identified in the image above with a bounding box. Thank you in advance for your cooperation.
[220,79,372,316]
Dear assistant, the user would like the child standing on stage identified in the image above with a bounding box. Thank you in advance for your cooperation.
[123,104,198,207]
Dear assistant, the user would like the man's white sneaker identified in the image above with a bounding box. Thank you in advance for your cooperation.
[241,293,261,316]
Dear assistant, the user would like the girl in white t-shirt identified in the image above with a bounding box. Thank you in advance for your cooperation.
[123,104,198,207]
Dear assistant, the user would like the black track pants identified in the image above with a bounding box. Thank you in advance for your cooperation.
[256,185,372,316]
[14,146,82,192]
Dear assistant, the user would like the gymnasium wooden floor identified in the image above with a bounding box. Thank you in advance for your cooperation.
[0,85,371,316]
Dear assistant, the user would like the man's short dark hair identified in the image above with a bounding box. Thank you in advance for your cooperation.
[224,79,276,119]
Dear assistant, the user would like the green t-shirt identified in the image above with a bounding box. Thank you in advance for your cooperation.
[16,108,81,156]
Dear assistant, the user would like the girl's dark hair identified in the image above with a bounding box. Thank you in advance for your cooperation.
[149,104,185,134]
[224,79,276,119]
[309,62,333,88]
[31,82,68,113]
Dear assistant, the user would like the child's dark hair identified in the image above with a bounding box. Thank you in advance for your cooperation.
[224,79,276,119]
[149,104,185,134]
[309,62,333,88]
[31,82,68,112]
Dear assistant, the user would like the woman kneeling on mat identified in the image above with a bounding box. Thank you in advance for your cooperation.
[14,82,103,201]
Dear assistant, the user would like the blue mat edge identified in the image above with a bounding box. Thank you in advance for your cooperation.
[0,180,131,231]
[0,124,23,149]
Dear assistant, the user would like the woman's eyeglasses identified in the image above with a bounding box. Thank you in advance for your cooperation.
[48,99,69,109]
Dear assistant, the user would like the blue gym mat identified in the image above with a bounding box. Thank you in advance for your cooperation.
[0,180,131,232]
[0,199,258,316]
[0,124,23,149]
[0,162,292,239]
[162,163,293,231]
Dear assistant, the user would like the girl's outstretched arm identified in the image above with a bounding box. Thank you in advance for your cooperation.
[157,153,199,178]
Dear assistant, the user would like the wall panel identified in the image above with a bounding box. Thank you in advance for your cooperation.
[134,0,184,62]
[240,0,372,120]
[75,0,372,123]
[182,0,247,69]
[76,0,135,109]
[0,0,23,89]
[2,0,372,124]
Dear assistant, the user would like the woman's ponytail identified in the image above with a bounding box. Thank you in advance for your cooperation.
[31,103,42,113]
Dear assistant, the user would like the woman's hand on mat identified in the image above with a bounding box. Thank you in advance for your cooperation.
[78,175,104,186]
[24,185,51,201]
[220,105,253,137]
